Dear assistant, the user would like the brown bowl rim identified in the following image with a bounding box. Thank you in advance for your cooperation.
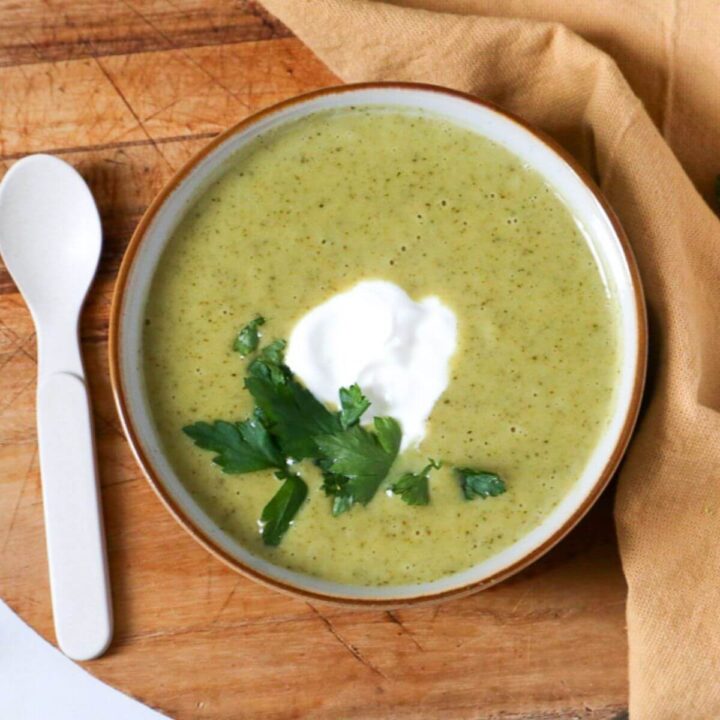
[109,81,647,608]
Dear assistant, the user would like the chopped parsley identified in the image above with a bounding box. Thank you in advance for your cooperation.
[457,468,507,500]
[184,318,508,545]
[247,339,291,386]
[260,471,308,546]
[391,459,441,506]
[318,460,354,517]
[245,342,340,460]
[315,416,401,510]
[233,315,265,356]
[182,412,284,473]
[339,383,371,429]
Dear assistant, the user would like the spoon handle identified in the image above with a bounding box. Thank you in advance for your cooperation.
[37,371,113,661]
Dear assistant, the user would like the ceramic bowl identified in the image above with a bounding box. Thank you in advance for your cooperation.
[110,82,646,607]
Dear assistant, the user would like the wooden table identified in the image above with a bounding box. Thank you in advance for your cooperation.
[0,2,629,718]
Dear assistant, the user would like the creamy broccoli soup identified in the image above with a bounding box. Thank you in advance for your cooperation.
[143,108,619,586]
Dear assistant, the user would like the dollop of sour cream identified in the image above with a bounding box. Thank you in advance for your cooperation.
[286,280,457,450]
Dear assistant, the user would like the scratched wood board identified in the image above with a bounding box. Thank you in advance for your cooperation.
[0,2,629,718]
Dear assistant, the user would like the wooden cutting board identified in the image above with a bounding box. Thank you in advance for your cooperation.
[0,2,629,718]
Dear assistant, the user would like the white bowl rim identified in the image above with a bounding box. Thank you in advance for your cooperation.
[109,81,647,607]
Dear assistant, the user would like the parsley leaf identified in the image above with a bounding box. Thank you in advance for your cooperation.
[391,459,441,506]
[317,457,343,494]
[260,471,308,546]
[374,416,402,455]
[245,338,340,459]
[247,339,291,386]
[457,468,506,500]
[246,374,341,460]
[317,458,353,516]
[315,417,401,508]
[233,316,265,356]
[183,413,284,473]
[339,384,370,429]
[256,338,286,366]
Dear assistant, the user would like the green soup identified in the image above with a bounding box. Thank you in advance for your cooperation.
[143,108,619,586]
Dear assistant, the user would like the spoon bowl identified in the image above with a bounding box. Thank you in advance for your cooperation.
[0,154,101,327]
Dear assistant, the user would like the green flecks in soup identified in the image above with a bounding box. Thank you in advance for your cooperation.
[143,107,620,586]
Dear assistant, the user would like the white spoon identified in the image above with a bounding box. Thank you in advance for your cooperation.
[0,154,112,660]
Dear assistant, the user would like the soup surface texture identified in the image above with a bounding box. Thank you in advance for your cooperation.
[143,107,619,586]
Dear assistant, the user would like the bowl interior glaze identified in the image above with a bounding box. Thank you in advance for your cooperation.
[111,83,645,605]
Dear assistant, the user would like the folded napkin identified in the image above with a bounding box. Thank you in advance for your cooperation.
[261,0,720,716]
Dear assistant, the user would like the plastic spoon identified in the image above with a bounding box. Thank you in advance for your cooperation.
[0,154,112,660]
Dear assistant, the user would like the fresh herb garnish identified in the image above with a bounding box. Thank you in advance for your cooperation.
[184,318,508,546]
[391,459,441,506]
[246,362,341,461]
[260,471,308,546]
[244,337,340,459]
[457,468,506,500]
[339,383,371,429]
[233,315,265,356]
[316,458,352,516]
[182,412,284,473]
[254,338,286,367]
[247,339,291,386]
[315,417,401,508]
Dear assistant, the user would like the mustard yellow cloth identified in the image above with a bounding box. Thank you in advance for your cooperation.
[261,1,720,716]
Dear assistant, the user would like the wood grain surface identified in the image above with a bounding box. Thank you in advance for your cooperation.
[0,2,629,718]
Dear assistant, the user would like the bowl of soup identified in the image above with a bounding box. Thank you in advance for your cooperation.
[110,82,646,605]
